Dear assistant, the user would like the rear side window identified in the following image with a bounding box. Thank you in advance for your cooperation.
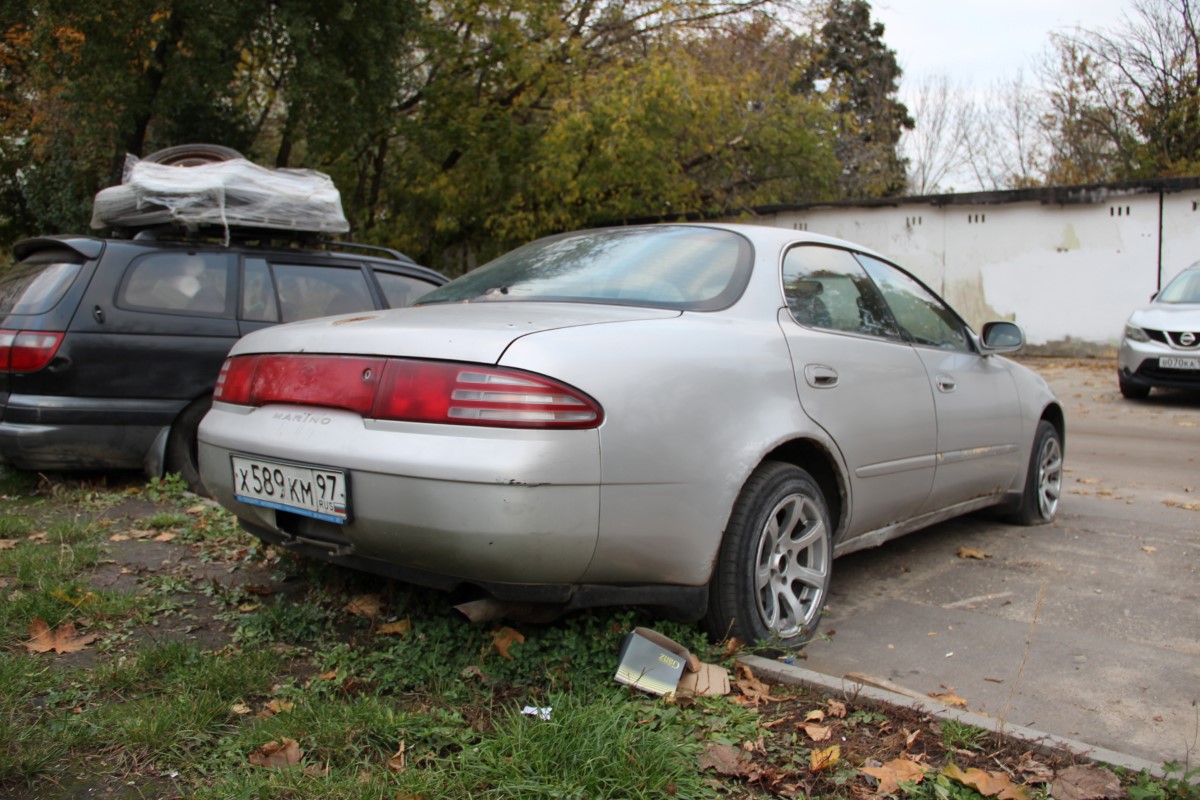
[272,263,373,322]
[1,260,84,315]
[119,252,231,315]
[374,271,439,308]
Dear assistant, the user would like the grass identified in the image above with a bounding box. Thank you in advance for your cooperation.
[0,465,1195,799]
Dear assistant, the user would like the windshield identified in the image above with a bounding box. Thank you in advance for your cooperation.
[1158,266,1200,304]
[417,226,752,311]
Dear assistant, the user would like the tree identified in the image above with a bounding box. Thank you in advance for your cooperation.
[961,71,1048,190]
[1048,0,1200,178]
[901,73,975,194]
[803,0,912,198]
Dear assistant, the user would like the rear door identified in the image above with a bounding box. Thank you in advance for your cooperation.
[780,244,937,537]
[67,247,239,402]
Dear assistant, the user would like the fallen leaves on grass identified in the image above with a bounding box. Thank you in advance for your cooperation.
[248,738,303,769]
[809,745,840,772]
[492,626,525,659]
[0,539,17,550]
[25,617,98,654]
[345,593,382,618]
[1049,764,1124,800]
[700,742,757,777]
[378,618,412,636]
[734,664,787,705]
[861,757,929,794]
[388,742,407,772]
[802,723,832,741]
[944,764,1031,800]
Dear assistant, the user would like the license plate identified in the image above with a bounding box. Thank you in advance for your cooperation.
[231,455,349,523]
[1160,356,1200,370]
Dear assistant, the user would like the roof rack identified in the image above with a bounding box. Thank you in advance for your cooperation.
[119,224,417,264]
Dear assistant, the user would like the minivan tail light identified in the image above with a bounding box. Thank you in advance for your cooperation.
[212,354,603,429]
[0,329,65,372]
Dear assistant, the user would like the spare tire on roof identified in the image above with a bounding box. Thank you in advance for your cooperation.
[90,144,349,237]
[142,143,245,167]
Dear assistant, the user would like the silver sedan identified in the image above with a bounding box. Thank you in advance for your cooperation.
[198,224,1064,646]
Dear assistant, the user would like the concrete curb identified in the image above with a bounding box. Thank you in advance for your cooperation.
[739,655,1167,778]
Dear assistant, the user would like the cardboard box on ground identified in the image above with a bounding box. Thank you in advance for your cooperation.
[614,627,730,697]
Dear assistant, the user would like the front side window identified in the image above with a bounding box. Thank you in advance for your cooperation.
[782,245,900,338]
[855,254,971,351]
[120,252,230,315]
[272,263,373,322]
[417,226,752,311]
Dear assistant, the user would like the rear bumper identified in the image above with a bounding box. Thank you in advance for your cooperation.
[0,394,183,471]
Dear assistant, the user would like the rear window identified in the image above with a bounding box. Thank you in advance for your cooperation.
[0,260,84,315]
[416,226,752,311]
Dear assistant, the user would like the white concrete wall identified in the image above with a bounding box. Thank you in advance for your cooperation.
[734,188,1200,352]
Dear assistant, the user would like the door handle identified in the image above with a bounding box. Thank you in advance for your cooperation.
[804,364,839,388]
[935,374,956,392]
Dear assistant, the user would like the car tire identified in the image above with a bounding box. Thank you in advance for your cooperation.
[165,395,213,496]
[1118,374,1150,400]
[1011,420,1063,526]
[142,143,244,167]
[704,461,832,647]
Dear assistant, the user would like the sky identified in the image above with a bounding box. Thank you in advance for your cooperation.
[872,0,1134,90]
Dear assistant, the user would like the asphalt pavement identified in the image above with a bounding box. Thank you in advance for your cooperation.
[795,358,1200,767]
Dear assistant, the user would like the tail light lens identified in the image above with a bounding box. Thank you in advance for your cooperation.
[0,330,65,373]
[213,354,602,429]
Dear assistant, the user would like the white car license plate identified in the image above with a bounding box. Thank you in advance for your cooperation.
[1160,356,1200,370]
[231,456,349,523]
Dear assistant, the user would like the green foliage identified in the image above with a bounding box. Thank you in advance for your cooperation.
[938,719,989,751]
[1123,762,1200,800]
[145,472,189,503]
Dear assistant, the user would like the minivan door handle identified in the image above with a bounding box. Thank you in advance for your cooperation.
[804,364,839,388]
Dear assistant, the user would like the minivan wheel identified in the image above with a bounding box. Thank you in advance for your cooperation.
[165,396,213,496]
[704,462,832,648]
[1012,420,1063,526]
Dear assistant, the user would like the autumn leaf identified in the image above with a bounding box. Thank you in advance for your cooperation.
[266,699,294,714]
[803,723,832,742]
[810,745,840,772]
[230,703,252,715]
[378,618,412,636]
[735,664,785,704]
[1049,765,1123,800]
[0,539,17,550]
[1140,545,1157,554]
[25,617,98,654]
[928,688,968,707]
[388,742,407,772]
[943,764,1030,800]
[861,758,928,793]
[492,626,525,659]
[804,709,826,722]
[826,699,847,718]
[700,742,756,777]
[957,546,990,560]
[345,594,382,618]
[248,737,303,769]
[152,531,176,542]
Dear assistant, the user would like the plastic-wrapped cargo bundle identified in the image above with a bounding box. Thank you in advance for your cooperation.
[91,155,350,238]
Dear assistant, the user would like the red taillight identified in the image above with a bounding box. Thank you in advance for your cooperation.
[213,354,602,429]
[0,329,64,373]
[373,361,601,428]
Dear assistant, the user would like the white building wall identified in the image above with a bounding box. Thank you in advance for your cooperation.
[735,187,1200,353]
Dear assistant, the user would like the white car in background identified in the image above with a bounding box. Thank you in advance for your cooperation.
[198,223,1064,646]
[1118,261,1200,399]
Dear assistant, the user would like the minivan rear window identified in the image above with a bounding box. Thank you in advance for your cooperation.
[0,261,84,315]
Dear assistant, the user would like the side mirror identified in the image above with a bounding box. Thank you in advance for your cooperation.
[980,321,1024,354]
